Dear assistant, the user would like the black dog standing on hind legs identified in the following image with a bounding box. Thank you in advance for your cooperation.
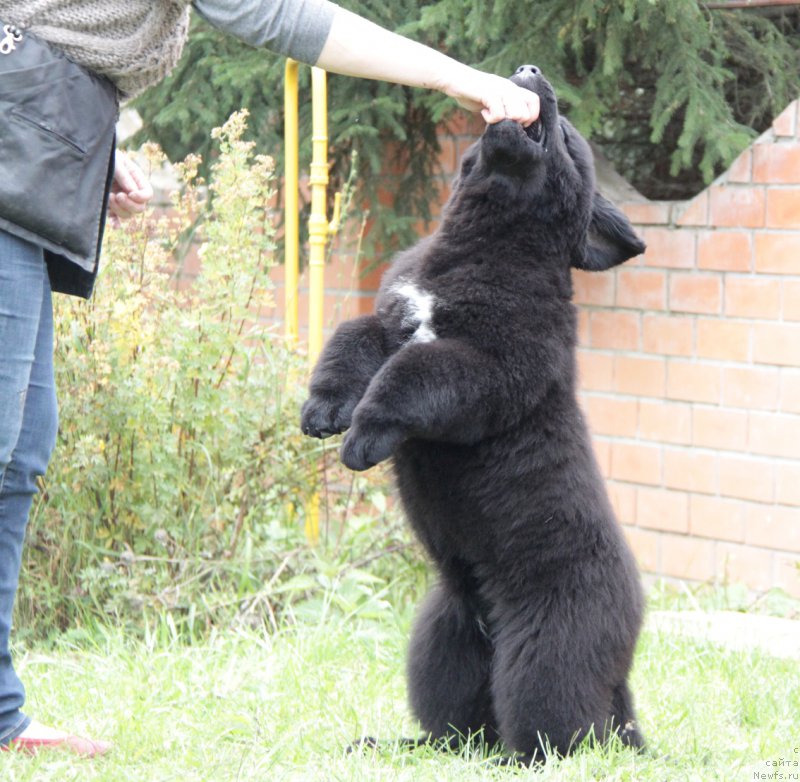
[301,65,647,766]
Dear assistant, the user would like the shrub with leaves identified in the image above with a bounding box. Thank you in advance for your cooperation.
[17,112,414,643]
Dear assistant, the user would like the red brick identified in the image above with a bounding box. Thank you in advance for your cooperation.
[674,192,709,226]
[616,269,667,310]
[660,534,716,581]
[777,463,800,506]
[636,487,689,533]
[718,455,774,503]
[621,525,660,572]
[766,188,800,229]
[325,253,385,291]
[455,136,480,164]
[589,311,640,351]
[437,136,459,175]
[723,366,781,410]
[772,102,798,137]
[669,274,722,315]
[753,143,800,183]
[444,111,485,137]
[577,309,591,346]
[717,542,774,592]
[584,395,639,438]
[697,231,752,272]
[432,180,451,218]
[577,350,615,392]
[321,291,365,326]
[692,407,748,452]
[774,554,800,598]
[724,277,782,319]
[610,442,662,485]
[754,232,800,275]
[621,201,671,225]
[780,371,800,414]
[783,281,800,322]
[376,180,398,208]
[689,494,746,542]
[709,185,765,227]
[615,355,666,398]
[608,481,638,525]
[753,323,800,367]
[667,360,722,404]
[592,437,611,477]
[572,269,615,306]
[641,227,696,269]
[748,413,800,460]
[641,314,694,357]
[726,149,752,184]
[745,503,800,552]
[695,318,751,362]
[664,448,717,494]
[638,400,692,445]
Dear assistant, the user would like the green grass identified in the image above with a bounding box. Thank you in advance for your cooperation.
[3,599,799,782]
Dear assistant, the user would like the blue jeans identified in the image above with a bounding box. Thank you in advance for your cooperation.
[0,230,58,744]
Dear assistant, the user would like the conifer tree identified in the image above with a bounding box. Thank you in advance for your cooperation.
[133,1,799,252]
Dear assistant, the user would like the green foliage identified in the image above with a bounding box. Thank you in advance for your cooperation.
[6,598,800,780]
[132,4,443,260]
[133,2,799,230]
[415,0,799,196]
[18,113,412,643]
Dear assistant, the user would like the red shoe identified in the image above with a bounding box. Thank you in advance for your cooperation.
[1,721,112,758]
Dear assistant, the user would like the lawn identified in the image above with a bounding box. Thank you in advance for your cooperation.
[3,594,799,782]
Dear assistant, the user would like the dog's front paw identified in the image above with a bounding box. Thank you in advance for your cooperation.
[341,420,405,471]
[300,393,354,439]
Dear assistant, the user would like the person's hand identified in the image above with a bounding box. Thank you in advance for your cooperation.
[443,69,540,127]
[108,150,153,225]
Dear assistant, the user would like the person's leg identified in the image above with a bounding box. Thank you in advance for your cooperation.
[0,230,55,746]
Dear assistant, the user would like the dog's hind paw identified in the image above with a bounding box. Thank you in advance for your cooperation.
[346,736,380,754]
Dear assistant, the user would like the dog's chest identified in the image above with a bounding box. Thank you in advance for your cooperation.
[384,280,438,345]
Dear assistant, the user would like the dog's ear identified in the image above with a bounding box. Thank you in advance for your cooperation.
[574,192,645,271]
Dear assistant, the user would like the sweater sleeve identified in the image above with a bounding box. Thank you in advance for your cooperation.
[192,0,337,64]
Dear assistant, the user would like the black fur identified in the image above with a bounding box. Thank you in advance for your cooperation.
[301,66,647,765]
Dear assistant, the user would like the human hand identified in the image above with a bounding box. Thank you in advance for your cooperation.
[316,8,540,127]
[444,69,540,127]
[108,150,153,225]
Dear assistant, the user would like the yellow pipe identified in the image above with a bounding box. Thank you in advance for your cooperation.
[307,66,329,367]
[303,67,332,544]
[283,59,300,346]
[284,62,336,544]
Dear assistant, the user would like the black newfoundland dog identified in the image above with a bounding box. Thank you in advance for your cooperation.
[301,65,647,765]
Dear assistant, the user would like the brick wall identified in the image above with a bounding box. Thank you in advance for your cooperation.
[577,99,800,597]
[286,103,800,597]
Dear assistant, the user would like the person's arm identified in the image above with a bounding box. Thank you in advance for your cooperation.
[316,6,539,126]
[192,0,539,125]
[111,0,541,221]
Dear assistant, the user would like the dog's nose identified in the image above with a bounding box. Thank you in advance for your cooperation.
[514,64,541,76]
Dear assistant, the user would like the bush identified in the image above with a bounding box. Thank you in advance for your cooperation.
[17,112,418,645]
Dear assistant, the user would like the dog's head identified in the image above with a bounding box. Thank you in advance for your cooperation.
[450,65,645,272]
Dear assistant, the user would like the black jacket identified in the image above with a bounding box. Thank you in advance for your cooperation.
[0,24,118,298]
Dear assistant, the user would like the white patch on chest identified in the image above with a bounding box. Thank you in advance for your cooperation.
[392,281,437,343]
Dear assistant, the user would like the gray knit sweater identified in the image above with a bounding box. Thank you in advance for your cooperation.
[0,0,337,98]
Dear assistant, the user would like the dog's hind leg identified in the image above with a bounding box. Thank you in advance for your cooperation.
[490,611,621,764]
[348,579,497,758]
[406,579,499,750]
[609,681,645,750]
